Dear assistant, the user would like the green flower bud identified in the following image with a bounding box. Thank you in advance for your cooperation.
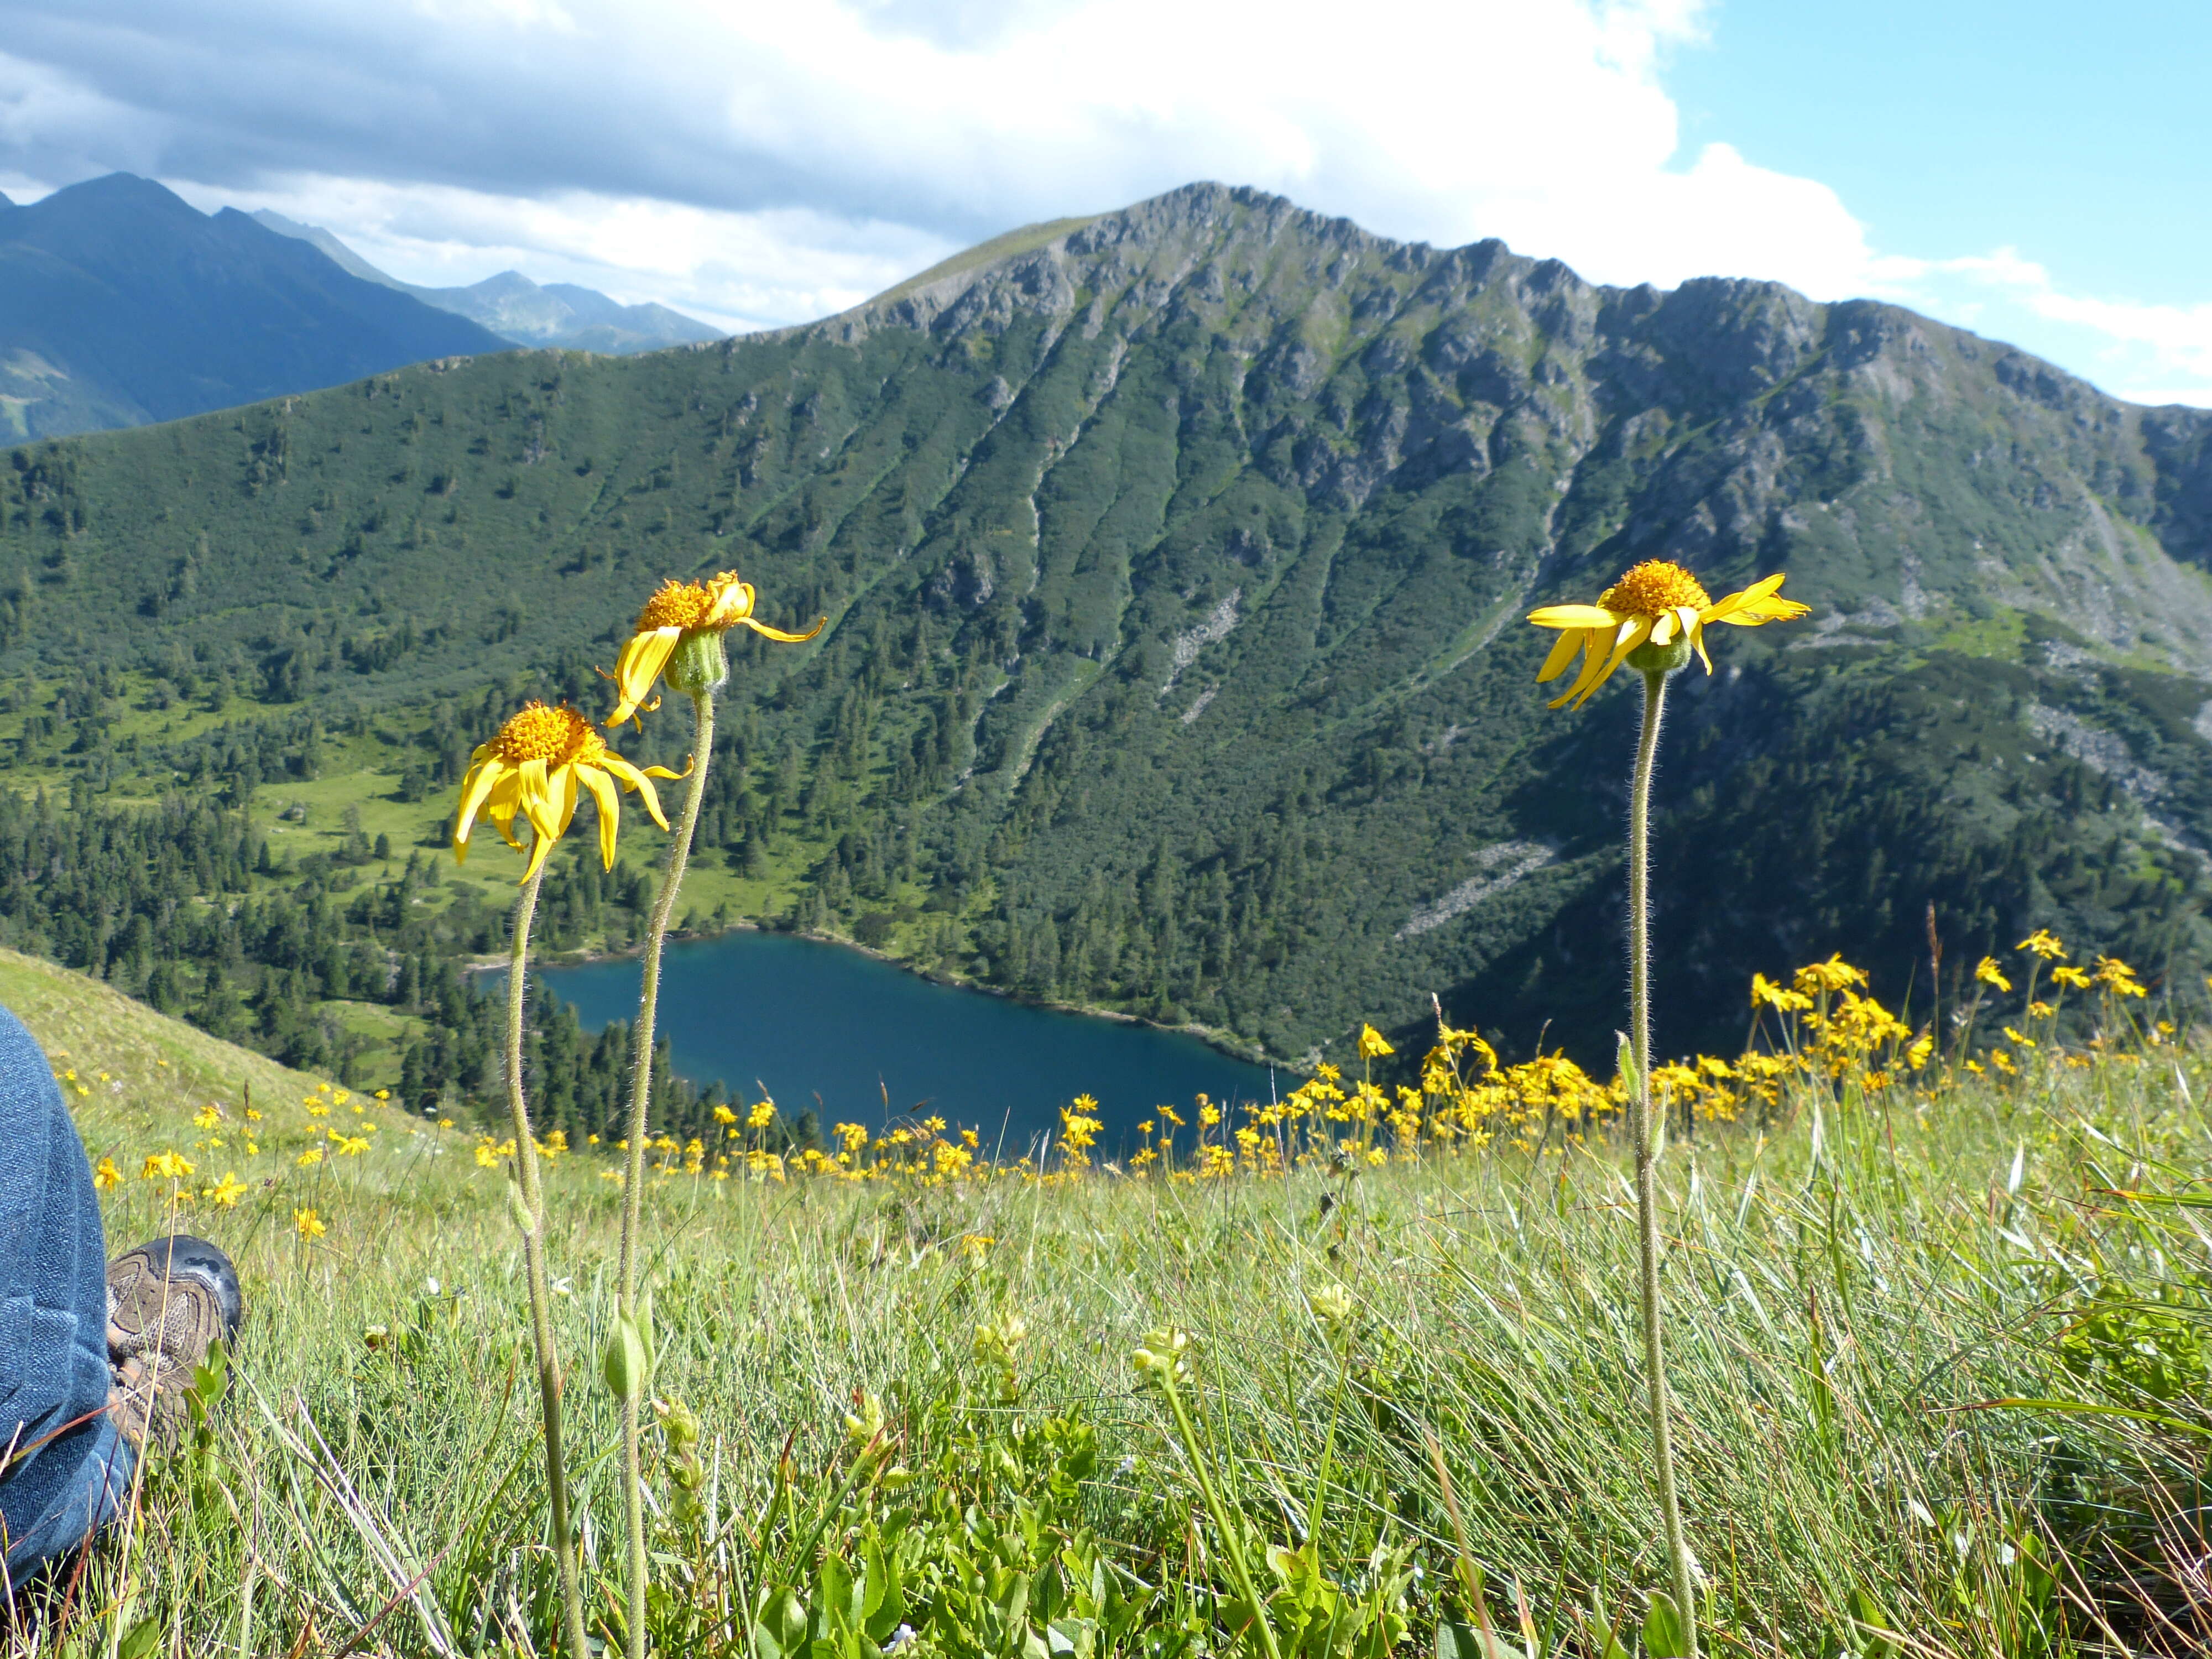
[665,629,729,696]
[1625,635,1694,675]
[603,1312,649,1400]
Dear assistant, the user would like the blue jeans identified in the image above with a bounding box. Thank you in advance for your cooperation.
[0,1003,133,1581]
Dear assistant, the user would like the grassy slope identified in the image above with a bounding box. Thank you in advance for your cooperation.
[33,1039,2212,1658]
[0,943,329,1119]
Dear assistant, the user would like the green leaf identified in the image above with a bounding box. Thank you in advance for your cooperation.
[1437,1623,1526,1659]
[116,1618,162,1659]
[1577,1599,1629,1659]
[1848,1585,1900,1658]
[1641,1592,1687,1659]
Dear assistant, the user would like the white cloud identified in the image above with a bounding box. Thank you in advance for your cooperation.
[0,0,1881,324]
[0,0,2204,409]
[1874,248,2212,409]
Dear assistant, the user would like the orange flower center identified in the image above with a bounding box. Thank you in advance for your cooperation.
[634,571,753,634]
[635,579,717,632]
[489,702,601,765]
[1600,560,1711,618]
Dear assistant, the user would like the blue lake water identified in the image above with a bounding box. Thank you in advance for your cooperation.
[533,930,1276,1153]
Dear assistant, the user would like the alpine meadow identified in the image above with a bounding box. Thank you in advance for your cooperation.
[7,182,2212,1658]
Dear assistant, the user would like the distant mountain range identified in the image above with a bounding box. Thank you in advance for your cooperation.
[248,210,722,357]
[6,182,2211,1063]
[0,174,722,441]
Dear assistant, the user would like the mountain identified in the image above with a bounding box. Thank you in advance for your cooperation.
[4,181,2212,1069]
[250,211,724,355]
[0,174,513,440]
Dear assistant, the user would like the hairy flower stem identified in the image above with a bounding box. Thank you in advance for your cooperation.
[1630,666,1697,1657]
[504,867,591,1657]
[1157,1373,1286,1659]
[616,685,716,1659]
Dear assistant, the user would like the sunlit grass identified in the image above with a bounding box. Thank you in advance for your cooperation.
[24,1001,2211,1657]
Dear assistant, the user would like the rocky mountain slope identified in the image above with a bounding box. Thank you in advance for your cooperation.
[5,182,2211,1063]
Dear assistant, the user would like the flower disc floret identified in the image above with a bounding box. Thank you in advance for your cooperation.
[1600,561,1713,618]
[1527,560,1809,709]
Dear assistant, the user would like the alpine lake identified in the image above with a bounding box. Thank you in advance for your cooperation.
[533,930,1277,1155]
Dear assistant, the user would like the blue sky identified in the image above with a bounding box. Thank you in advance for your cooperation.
[1665,0,2212,403]
[0,0,2203,404]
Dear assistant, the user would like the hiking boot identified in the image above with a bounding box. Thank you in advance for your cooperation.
[106,1234,244,1453]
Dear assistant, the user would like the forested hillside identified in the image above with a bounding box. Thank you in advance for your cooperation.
[3,181,2211,1091]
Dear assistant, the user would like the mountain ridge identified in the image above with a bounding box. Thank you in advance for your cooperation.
[0,173,510,439]
[248,208,724,356]
[3,180,2210,1066]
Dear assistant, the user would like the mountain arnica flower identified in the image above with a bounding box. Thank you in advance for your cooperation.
[1528,560,1809,709]
[453,701,682,880]
[604,571,825,726]
[1525,556,1809,1659]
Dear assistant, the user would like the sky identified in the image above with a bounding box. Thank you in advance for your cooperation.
[0,0,2205,405]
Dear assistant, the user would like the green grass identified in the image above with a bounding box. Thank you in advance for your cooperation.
[13,947,2211,1656]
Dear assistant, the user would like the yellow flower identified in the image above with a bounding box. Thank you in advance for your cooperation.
[2016,929,2066,960]
[1974,957,2011,993]
[1527,561,1809,709]
[1751,971,1813,1013]
[1794,955,1868,995]
[712,1103,737,1125]
[604,571,825,727]
[453,701,684,881]
[2093,956,2148,998]
[205,1171,248,1207]
[142,1150,195,1181]
[93,1156,121,1192]
[2052,965,2093,990]
[295,1146,323,1168]
[1356,1023,1395,1058]
[192,1104,221,1130]
[294,1207,326,1242]
[747,1099,776,1130]
[474,1141,500,1168]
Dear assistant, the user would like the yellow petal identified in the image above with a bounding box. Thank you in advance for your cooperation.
[599,753,675,830]
[548,758,582,838]
[578,763,622,870]
[1651,611,1677,644]
[1689,616,1714,675]
[1527,604,1620,629]
[487,778,528,849]
[1537,626,1587,683]
[1548,627,1624,709]
[453,754,512,851]
[522,818,558,883]
[1715,593,1812,627]
[515,758,561,845]
[1701,572,1787,624]
[737,614,827,645]
[604,628,682,727]
[703,576,757,628]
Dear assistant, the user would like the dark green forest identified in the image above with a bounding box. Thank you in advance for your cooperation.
[4,182,2211,1108]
